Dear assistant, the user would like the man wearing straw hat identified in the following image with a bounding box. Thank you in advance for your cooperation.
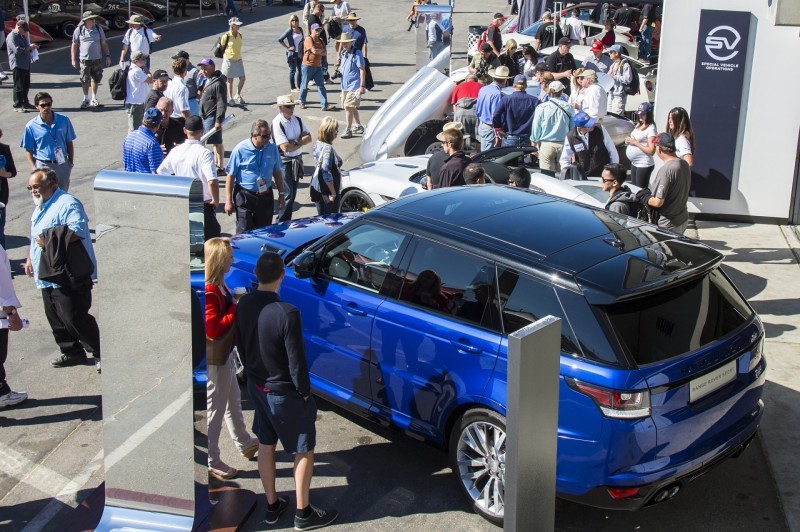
[71,11,110,110]
[119,15,161,70]
[475,65,511,152]
[272,95,311,223]
[336,34,365,139]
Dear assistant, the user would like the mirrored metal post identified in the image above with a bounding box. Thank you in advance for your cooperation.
[93,170,206,530]
[415,4,453,75]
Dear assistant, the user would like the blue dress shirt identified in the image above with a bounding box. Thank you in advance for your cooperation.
[227,139,283,192]
[21,113,77,163]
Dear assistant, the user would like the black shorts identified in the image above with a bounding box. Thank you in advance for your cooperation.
[248,379,317,454]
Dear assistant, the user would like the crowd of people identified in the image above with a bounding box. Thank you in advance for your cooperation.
[1,3,691,529]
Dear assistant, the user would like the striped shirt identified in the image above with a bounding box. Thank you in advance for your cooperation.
[122,127,163,173]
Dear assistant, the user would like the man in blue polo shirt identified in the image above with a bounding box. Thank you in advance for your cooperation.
[492,75,539,148]
[20,92,77,191]
[121,107,164,173]
[225,119,285,234]
[475,66,511,152]
[337,34,365,139]
[24,167,101,373]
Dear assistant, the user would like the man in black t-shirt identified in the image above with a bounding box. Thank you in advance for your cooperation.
[534,12,564,51]
[544,38,577,95]
[612,3,638,30]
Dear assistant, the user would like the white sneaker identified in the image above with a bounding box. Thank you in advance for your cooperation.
[353,124,364,135]
[80,100,90,109]
[90,98,100,107]
[0,390,28,408]
[235,95,245,105]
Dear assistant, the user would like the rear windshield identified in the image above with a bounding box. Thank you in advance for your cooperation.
[603,268,753,365]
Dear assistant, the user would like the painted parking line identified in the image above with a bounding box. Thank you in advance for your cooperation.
[14,388,191,532]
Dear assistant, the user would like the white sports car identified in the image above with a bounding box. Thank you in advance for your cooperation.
[340,146,639,213]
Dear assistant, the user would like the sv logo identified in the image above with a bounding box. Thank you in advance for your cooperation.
[705,25,741,62]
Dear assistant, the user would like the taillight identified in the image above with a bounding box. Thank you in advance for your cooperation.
[567,378,651,419]
[748,337,764,372]
[608,487,640,499]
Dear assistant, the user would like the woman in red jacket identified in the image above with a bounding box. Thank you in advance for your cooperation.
[205,237,258,480]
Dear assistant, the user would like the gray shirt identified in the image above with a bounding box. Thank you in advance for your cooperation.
[72,24,107,61]
[652,158,691,229]
[5,31,30,70]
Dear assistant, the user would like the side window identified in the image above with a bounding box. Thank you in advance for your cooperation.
[399,239,499,329]
[319,223,407,293]
[496,267,581,354]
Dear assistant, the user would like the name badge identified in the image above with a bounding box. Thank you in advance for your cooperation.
[573,143,586,153]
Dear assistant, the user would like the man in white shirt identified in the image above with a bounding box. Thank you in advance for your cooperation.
[119,15,161,69]
[156,115,220,240]
[165,57,190,120]
[125,51,153,131]
[272,95,312,223]
[563,10,586,44]
[573,69,607,122]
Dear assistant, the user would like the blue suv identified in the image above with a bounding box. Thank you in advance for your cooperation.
[220,186,766,525]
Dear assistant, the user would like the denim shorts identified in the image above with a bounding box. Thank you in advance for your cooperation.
[248,379,317,454]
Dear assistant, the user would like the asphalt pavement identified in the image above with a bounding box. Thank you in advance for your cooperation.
[0,1,797,531]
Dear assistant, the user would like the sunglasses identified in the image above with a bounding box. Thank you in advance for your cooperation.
[601,178,616,183]
[27,183,47,190]
[38,102,53,108]
[254,134,271,139]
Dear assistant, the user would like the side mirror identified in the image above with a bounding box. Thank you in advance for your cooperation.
[293,250,318,279]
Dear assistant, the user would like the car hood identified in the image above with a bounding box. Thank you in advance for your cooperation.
[345,156,430,199]
[230,212,362,263]
[360,65,454,162]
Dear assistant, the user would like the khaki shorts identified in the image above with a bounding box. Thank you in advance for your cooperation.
[340,90,362,109]
[79,59,103,84]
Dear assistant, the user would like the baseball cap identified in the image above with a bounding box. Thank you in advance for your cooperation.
[609,44,624,55]
[655,132,676,150]
[513,75,527,87]
[131,50,147,61]
[637,102,654,114]
[558,37,572,46]
[198,58,215,66]
[172,50,190,60]
[480,43,492,53]
[152,69,170,80]
[573,111,597,129]
[310,23,321,31]
[548,80,565,93]
[590,41,604,52]
[534,62,550,72]
[184,115,204,132]
[229,17,243,26]
[142,107,163,126]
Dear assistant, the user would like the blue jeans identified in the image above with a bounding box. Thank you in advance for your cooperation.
[640,25,652,61]
[501,134,528,148]
[478,122,495,152]
[299,65,328,108]
[314,195,341,216]
[226,0,238,16]
[288,52,301,90]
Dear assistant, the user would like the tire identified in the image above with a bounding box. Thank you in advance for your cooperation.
[404,121,446,156]
[60,21,78,40]
[201,0,215,8]
[449,409,506,525]
[339,189,375,213]
[112,14,127,31]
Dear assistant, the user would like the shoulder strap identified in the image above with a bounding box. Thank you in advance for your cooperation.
[296,115,304,134]
[205,290,228,312]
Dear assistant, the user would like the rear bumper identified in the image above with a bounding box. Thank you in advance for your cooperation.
[559,401,763,510]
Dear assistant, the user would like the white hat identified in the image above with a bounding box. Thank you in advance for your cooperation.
[229,17,243,26]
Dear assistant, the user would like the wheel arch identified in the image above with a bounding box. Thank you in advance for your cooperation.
[443,400,505,450]
[404,119,449,156]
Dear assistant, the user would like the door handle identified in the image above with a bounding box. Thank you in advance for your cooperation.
[450,339,482,354]
[344,302,367,316]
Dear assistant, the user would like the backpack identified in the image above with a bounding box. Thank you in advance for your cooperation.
[125,27,152,53]
[476,26,490,52]
[109,63,130,101]
[623,60,640,96]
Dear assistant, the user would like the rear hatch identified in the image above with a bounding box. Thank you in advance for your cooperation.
[599,268,765,469]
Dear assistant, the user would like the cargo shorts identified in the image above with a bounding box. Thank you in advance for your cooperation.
[80,59,104,84]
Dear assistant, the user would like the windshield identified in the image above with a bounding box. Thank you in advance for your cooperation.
[603,268,753,365]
